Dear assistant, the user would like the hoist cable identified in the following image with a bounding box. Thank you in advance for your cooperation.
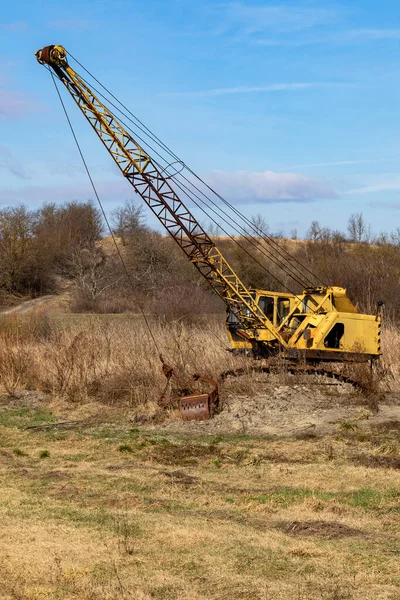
[68,52,326,288]
[59,68,310,290]
[70,64,316,288]
[49,69,164,360]
[48,68,321,314]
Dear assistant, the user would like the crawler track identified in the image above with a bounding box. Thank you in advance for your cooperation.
[220,363,369,392]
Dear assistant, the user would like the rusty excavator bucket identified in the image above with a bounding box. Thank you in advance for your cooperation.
[161,360,219,421]
[180,377,219,421]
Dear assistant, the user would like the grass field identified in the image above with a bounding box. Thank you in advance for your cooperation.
[0,403,399,600]
[0,314,398,599]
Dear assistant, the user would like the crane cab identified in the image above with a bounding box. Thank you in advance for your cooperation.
[227,286,381,363]
[226,290,295,350]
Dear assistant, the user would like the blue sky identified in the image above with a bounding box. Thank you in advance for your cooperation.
[1,0,400,236]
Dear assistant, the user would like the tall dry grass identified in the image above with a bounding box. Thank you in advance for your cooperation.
[0,313,246,409]
[379,324,400,390]
[0,313,397,410]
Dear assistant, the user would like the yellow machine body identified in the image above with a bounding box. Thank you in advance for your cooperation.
[227,286,381,361]
[36,45,382,365]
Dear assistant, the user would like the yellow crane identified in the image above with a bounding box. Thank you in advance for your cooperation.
[35,45,382,369]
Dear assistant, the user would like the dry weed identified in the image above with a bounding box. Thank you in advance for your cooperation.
[0,315,242,407]
[0,314,397,412]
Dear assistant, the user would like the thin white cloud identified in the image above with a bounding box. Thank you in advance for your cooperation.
[0,22,29,33]
[162,82,354,98]
[0,89,41,120]
[255,28,400,47]
[205,170,337,203]
[340,28,400,42]
[345,178,400,195]
[0,171,337,206]
[288,159,390,169]
[219,3,338,35]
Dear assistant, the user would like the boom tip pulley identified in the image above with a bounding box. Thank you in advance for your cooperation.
[35,45,67,67]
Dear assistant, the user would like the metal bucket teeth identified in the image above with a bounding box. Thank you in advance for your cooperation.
[180,393,210,421]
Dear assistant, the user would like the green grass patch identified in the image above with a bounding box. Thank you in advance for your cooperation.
[12,447,28,456]
[118,444,133,453]
[247,487,398,512]
[0,407,56,429]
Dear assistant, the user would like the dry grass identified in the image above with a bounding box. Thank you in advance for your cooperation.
[0,419,398,600]
[0,314,248,410]
[0,316,398,599]
[380,325,400,389]
[0,315,397,409]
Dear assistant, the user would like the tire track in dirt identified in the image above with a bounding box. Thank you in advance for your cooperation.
[0,295,58,315]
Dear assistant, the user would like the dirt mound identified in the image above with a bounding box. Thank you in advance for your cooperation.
[161,380,400,438]
[281,520,361,539]
[351,454,400,469]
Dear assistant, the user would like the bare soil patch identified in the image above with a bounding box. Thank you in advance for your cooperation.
[351,455,400,469]
[162,382,400,438]
[281,520,362,539]
[163,470,199,485]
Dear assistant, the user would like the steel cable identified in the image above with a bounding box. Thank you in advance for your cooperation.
[47,61,320,315]
[61,66,313,290]
[49,69,165,361]
[68,52,326,288]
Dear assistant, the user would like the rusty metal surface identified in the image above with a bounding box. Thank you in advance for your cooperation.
[180,393,210,421]
[39,45,53,64]
[158,361,219,420]
[220,362,368,391]
[179,376,219,421]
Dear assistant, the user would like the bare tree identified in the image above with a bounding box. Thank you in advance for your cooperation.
[307,220,322,242]
[0,206,36,291]
[347,213,366,243]
[390,228,400,246]
[249,213,269,237]
[112,199,148,245]
[69,246,124,311]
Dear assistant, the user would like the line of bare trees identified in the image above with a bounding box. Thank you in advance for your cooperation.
[0,201,399,320]
[0,202,102,298]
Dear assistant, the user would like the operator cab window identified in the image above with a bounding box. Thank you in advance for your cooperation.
[324,323,344,349]
[259,296,274,322]
[227,309,238,323]
[277,298,290,325]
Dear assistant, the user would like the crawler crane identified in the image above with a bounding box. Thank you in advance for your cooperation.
[36,45,382,416]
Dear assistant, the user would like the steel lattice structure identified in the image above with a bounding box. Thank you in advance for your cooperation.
[36,44,284,347]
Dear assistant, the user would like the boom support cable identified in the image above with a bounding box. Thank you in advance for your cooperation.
[70,69,315,288]
[47,61,319,313]
[49,70,165,360]
[40,46,324,347]
[68,52,326,288]
[57,67,311,291]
